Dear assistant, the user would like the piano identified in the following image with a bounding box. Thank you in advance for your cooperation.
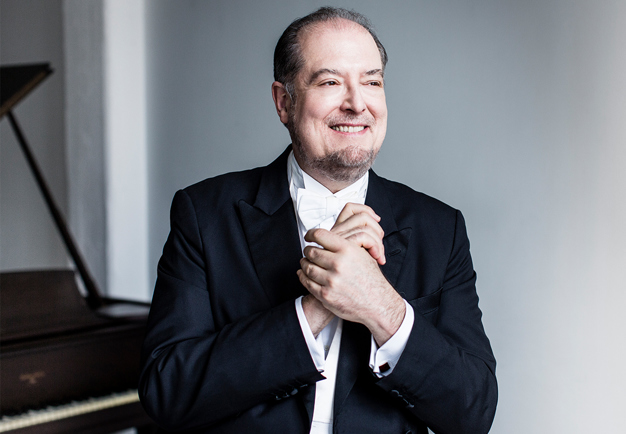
[0,64,157,433]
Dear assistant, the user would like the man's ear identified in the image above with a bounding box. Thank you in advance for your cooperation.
[271,81,291,125]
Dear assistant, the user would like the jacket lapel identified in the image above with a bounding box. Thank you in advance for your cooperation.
[238,148,307,306]
[366,170,412,289]
[333,170,412,417]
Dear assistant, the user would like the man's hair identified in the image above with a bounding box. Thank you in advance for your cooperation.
[273,7,388,100]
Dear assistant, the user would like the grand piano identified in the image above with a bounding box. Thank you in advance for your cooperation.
[0,64,157,433]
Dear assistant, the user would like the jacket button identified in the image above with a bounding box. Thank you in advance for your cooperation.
[402,398,414,409]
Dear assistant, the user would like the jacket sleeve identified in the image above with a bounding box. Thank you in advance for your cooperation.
[138,190,323,432]
[376,210,498,434]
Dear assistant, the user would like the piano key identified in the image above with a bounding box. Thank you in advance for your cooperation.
[0,390,140,432]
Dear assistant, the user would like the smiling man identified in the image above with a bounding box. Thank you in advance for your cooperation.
[273,18,387,191]
[140,7,497,434]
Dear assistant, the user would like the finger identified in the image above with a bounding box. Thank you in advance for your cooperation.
[331,222,383,248]
[334,203,380,227]
[299,257,331,287]
[297,268,325,298]
[330,214,385,264]
[304,228,347,252]
[331,212,384,241]
[302,245,336,270]
[344,232,386,265]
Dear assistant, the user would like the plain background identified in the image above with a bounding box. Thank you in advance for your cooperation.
[2,1,625,432]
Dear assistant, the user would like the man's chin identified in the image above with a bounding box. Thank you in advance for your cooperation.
[309,147,377,183]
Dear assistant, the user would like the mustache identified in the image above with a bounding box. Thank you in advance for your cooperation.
[326,114,375,127]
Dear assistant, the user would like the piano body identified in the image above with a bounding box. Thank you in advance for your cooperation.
[0,271,154,434]
[0,64,157,433]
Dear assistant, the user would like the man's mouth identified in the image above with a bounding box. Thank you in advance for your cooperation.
[330,125,367,133]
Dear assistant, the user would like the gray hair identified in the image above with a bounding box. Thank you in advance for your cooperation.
[273,7,388,100]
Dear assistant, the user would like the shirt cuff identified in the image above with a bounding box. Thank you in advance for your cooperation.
[295,296,326,372]
[369,299,414,377]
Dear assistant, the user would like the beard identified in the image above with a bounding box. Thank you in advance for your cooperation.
[288,112,379,185]
[295,142,377,183]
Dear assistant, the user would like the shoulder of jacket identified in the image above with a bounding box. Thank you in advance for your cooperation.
[374,174,459,217]
[179,166,264,203]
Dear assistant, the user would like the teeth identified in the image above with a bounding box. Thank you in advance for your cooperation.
[331,125,366,133]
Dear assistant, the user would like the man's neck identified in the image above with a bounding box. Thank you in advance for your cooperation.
[304,171,351,194]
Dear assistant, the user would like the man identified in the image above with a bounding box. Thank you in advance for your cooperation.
[139,7,497,434]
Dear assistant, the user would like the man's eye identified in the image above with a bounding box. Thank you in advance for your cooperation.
[322,81,338,86]
[368,81,382,87]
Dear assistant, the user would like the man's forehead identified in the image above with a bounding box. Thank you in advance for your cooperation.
[297,20,382,76]
[302,17,367,35]
[299,19,372,50]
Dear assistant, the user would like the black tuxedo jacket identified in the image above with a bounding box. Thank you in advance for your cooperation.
[139,147,497,433]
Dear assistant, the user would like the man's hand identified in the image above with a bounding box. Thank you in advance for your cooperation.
[298,228,405,346]
[330,203,386,265]
[301,203,389,337]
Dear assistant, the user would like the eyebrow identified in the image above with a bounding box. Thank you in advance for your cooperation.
[308,68,339,84]
[365,69,384,78]
[307,68,385,85]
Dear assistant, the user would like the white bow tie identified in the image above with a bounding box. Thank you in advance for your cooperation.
[296,188,359,231]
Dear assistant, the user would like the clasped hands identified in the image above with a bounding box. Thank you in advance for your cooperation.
[297,203,405,346]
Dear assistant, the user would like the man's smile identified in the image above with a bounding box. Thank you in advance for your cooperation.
[330,125,367,133]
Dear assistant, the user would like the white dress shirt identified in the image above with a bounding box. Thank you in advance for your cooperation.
[287,151,414,434]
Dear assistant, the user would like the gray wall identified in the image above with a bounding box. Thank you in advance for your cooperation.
[146,1,626,433]
[0,0,67,271]
[63,0,108,295]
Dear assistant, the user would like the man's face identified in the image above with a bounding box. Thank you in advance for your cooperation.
[283,20,388,189]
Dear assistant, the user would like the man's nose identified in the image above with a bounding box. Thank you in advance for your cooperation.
[340,84,366,113]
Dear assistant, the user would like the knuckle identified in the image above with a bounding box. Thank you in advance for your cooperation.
[319,287,331,301]
[322,285,336,302]
[333,260,346,276]
[326,274,335,286]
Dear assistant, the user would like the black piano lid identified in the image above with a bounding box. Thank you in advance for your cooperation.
[0,270,148,345]
[0,63,52,118]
